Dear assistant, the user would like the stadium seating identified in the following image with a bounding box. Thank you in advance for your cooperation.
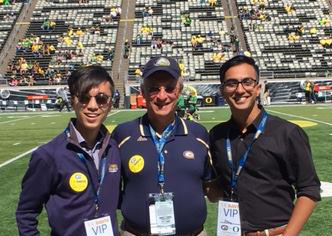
[5,0,121,85]
[128,0,235,81]
[0,1,24,53]
[237,0,332,78]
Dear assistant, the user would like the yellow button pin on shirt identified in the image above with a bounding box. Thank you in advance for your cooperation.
[128,155,145,173]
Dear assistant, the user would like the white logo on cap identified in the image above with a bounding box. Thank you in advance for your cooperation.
[154,57,170,67]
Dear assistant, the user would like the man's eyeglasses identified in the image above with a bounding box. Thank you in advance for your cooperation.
[77,93,112,107]
[147,85,177,95]
[221,78,257,92]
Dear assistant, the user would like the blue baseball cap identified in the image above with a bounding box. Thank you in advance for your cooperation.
[142,56,181,80]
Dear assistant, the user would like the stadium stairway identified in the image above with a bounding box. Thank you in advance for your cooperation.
[0,0,38,77]
[111,0,135,108]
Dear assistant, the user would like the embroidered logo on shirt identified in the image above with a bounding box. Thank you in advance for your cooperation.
[128,155,145,173]
[69,172,88,192]
[183,151,195,160]
[137,136,148,142]
[108,164,119,173]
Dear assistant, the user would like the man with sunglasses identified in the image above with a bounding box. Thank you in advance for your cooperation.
[112,56,213,236]
[17,65,121,236]
[208,55,320,236]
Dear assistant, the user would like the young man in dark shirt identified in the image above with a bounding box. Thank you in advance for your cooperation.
[208,55,321,236]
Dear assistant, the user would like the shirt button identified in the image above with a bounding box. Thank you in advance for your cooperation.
[164,150,168,154]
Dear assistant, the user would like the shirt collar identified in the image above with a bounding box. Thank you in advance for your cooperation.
[229,106,266,133]
[139,113,188,137]
[67,118,108,149]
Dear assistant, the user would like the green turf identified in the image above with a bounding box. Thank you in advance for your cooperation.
[1,105,331,235]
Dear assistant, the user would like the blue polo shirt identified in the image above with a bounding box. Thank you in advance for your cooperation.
[112,114,212,234]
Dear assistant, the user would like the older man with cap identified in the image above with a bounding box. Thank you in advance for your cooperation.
[112,56,213,236]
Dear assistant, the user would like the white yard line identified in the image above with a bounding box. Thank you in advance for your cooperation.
[0,111,123,169]
[0,116,33,124]
[0,147,38,168]
[266,109,332,127]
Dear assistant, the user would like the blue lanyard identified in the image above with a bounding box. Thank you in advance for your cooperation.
[149,122,175,193]
[225,112,268,199]
[77,153,107,213]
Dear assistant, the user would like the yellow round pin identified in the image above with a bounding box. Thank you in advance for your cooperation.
[128,155,145,173]
[69,172,88,192]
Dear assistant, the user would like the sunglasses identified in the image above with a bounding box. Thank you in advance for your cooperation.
[147,85,177,95]
[77,93,112,107]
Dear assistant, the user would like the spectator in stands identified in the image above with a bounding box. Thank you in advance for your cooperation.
[136,33,142,45]
[181,13,192,26]
[106,47,114,61]
[27,75,35,86]
[142,7,149,17]
[209,0,217,7]
[54,71,62,85]
[151,37,157,49]
[75,27,84,37]
[135,67,142,81]
[147,6,153,16]
[9,76,18,87]
[124,40,130,59]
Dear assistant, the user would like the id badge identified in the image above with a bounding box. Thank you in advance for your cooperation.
[148,192,176,236]
[217,200,241,236]
[84,215,114,236]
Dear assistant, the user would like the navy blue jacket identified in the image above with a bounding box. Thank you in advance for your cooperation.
[16,122,121,236]
[112,114,212,234]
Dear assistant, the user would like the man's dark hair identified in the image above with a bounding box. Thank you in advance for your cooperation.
[68,65,114,99]
[219,55,259,83]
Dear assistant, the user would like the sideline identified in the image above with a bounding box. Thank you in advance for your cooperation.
[0,111,122,169]
[266,109,332,127]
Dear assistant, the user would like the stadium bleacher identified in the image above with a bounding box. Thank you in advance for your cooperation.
[5,0,121,85]
[128,0,235,81]
[237,0,332,78]
[0,1,24,53]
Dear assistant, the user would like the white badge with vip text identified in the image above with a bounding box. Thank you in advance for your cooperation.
[217,200,241,236]
[149,192,176,235]
[84,215,114,236]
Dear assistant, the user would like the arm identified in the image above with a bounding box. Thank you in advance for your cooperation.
[16,149,55,236]
[282,196,316,236]
[282,126,321,236]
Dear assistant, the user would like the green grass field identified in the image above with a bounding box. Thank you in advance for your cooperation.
[1,104,332,235]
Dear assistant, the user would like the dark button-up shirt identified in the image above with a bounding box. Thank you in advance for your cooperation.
[209,108,321,232]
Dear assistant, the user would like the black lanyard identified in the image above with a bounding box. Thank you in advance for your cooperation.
[225,112,268,200]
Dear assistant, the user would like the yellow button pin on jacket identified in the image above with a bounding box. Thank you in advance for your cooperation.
[69,172,88,192]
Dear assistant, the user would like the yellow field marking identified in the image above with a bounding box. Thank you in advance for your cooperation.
[288,120,318,128]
